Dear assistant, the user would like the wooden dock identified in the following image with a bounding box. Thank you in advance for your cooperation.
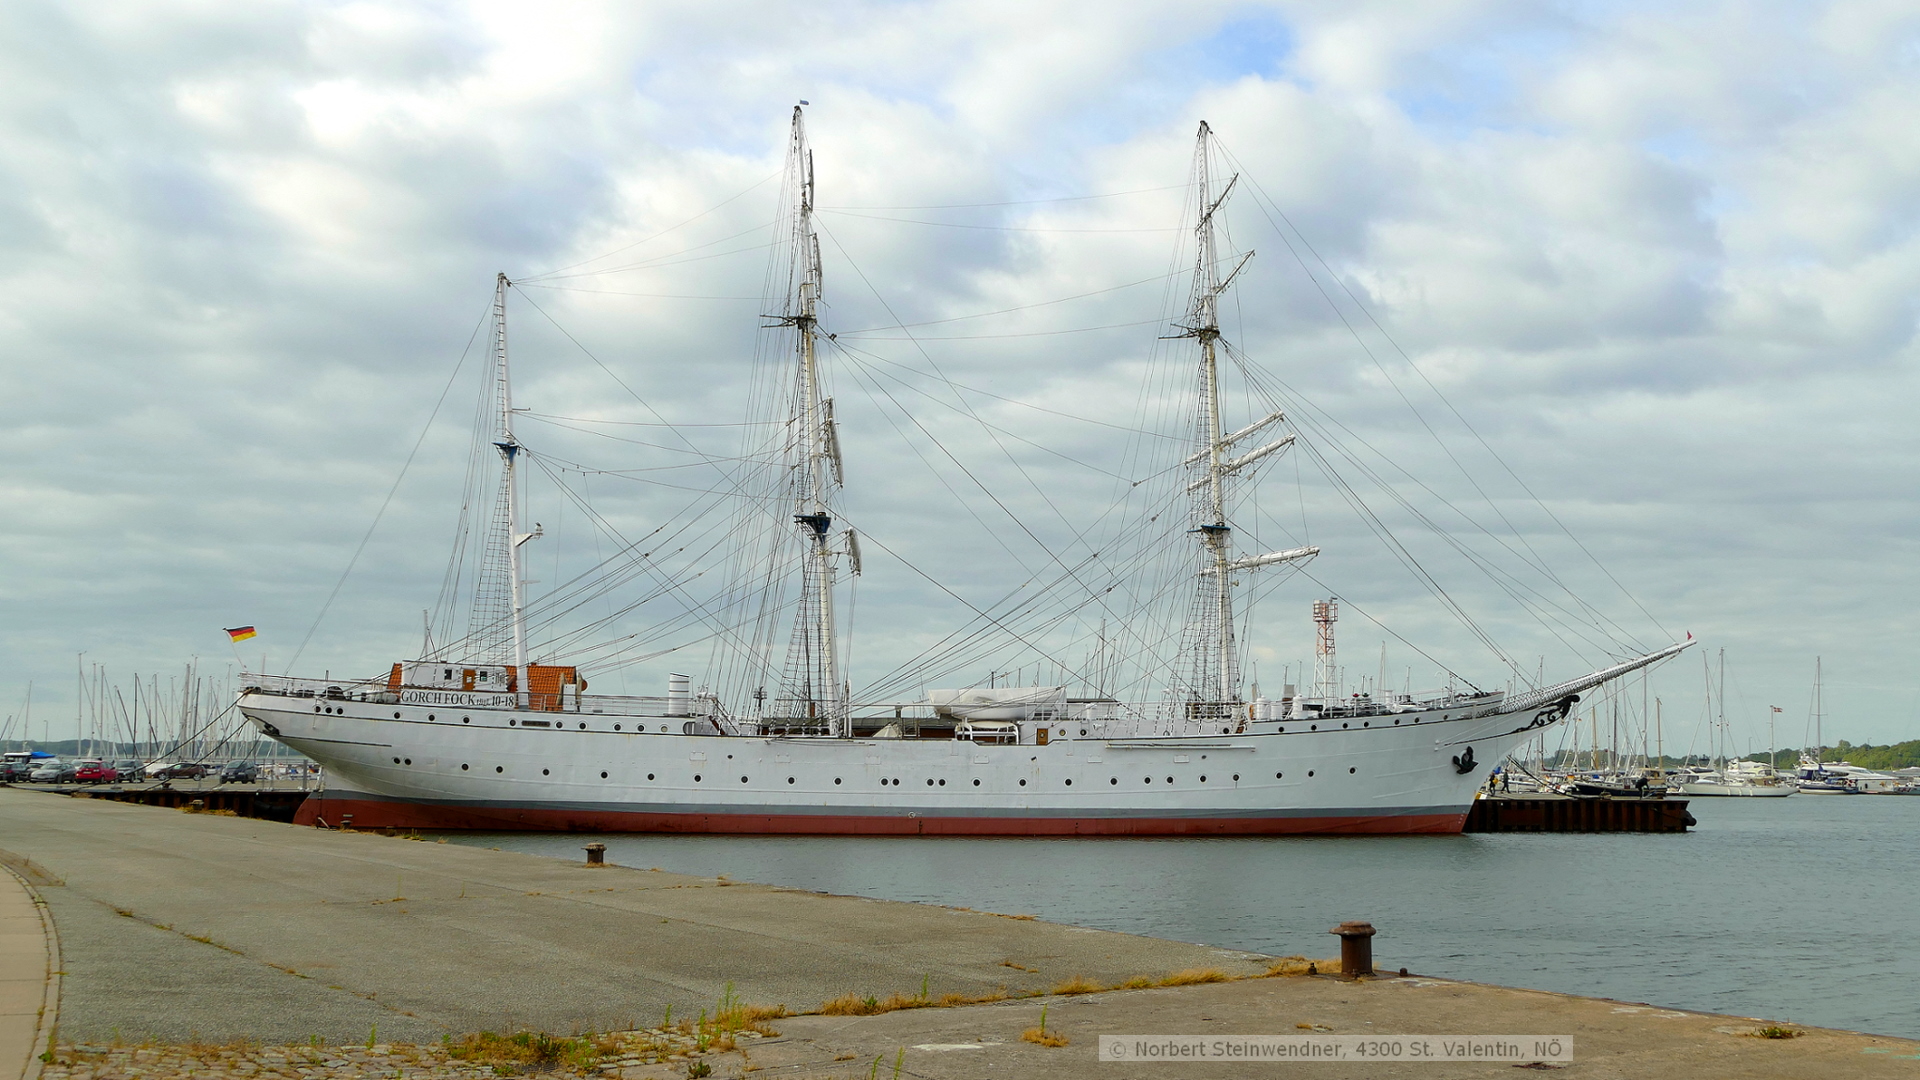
[1464,793,1695,833]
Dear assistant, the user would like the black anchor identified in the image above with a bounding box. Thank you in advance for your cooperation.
[1451,746,1477,775]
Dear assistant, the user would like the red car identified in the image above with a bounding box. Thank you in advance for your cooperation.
[72,761,119,783]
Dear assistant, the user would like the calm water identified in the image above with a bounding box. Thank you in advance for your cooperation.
[445,795,1920,1038]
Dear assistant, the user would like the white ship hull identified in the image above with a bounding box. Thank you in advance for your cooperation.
[1675,781,1794,798]
[241,690,1580,835]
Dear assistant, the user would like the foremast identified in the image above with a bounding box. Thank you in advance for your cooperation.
[775,105,852,735]
[1175,121,1316,718]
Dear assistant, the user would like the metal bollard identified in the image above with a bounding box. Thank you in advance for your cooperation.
[1330,921,1376,977]
[584,842,607,866]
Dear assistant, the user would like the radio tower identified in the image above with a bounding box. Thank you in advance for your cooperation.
[1313,599,1338,705]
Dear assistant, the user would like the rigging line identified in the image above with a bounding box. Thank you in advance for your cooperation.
[518,411,777,459]
[831,270,1180,333]
[285,299,490,674]
[521,166,783,281]
[533,221,775,280]
[1216,139,1665,642]
[535,240,781,279]
[836,349,1139,482]
[840,319,1163,341]
[516,284,766,300]
[816,209,1181,234]
[816,222,1158,637]
[838,348,1182,439]
[522,455,773,668]
[510,286,758,489]
[521,410,778,429]
[843,523,1106,697]
[817,184,1189,211]
[1229,356,1626,663]
[1226,344,1636,655]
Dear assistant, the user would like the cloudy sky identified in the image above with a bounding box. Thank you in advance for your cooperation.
[2,0,1916,755]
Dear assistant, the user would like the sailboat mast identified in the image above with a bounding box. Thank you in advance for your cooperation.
[491,273,535,707]
[782,106,846,734]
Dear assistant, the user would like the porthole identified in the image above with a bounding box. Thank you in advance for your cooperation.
[601,772,609,779]
[461,764,469,770]
[1311,724,1317,730]
[542,769,550,776]
[1277,726,1285,732]
[660,725,668,732]
[1166,776,1174,784]
[788,777,795,784]
[1064,779,1072,786]
[1232,773,1240,781]
[393,712,401,719]
[647,773,655,780]
[579,723,586,730]
[1342,723,1349,729]
[926,778,934,786]
[1018,779,1027,786]
[1110,777,1118,785]
[834,777,842,785]
[1308,770,1315,777]
[1275,771,1283,778]
[1079,729,1087,736]
[973,779,981,786]
[693,774,702,782]
[614,724,621,730]
[1144,777,1152,784]
[1221,727,1229,734]
[314,706,321,713]
[937,778,946,786]
[392,757,401,764]
[510,719,517,727]
[429,714,436,722]
[1363,721,1369,728]
[495,766,503,773]
[741,776,749,783]
[1349,767,1357,774]
[462,717,470,724]
[1200,775,1207,782]
[1393,719,1400,725]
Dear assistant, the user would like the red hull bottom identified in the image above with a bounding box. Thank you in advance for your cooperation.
[293,794,1468,836]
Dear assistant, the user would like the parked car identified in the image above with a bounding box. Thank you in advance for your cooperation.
[218,761,258,784]
[29,761,74,783]
[72,760,119,783]
[146,761,209,781]
[112,759,145,781]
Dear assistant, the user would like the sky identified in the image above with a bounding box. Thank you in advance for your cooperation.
[2,0,1917,756]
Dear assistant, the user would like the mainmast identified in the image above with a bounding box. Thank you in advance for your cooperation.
[777,105,849,735]
[1176,121,1315,717]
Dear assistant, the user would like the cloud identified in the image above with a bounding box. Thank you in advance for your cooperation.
[2,0,1917,750]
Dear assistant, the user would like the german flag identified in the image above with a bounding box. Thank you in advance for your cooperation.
[225,626,258,643]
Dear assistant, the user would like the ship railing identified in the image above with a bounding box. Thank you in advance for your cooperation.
[240,674,396,703]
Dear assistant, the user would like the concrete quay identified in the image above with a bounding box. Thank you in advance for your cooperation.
[3,785,1917,1079]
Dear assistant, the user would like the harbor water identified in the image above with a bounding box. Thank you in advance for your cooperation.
[446,794,1920,1039]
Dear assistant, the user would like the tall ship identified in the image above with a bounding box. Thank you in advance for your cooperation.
[240,110,1688,834]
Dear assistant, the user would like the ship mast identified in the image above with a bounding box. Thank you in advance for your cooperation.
[777,106,848,735]
[490,273,540,707]
[1176,121,1315,717]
